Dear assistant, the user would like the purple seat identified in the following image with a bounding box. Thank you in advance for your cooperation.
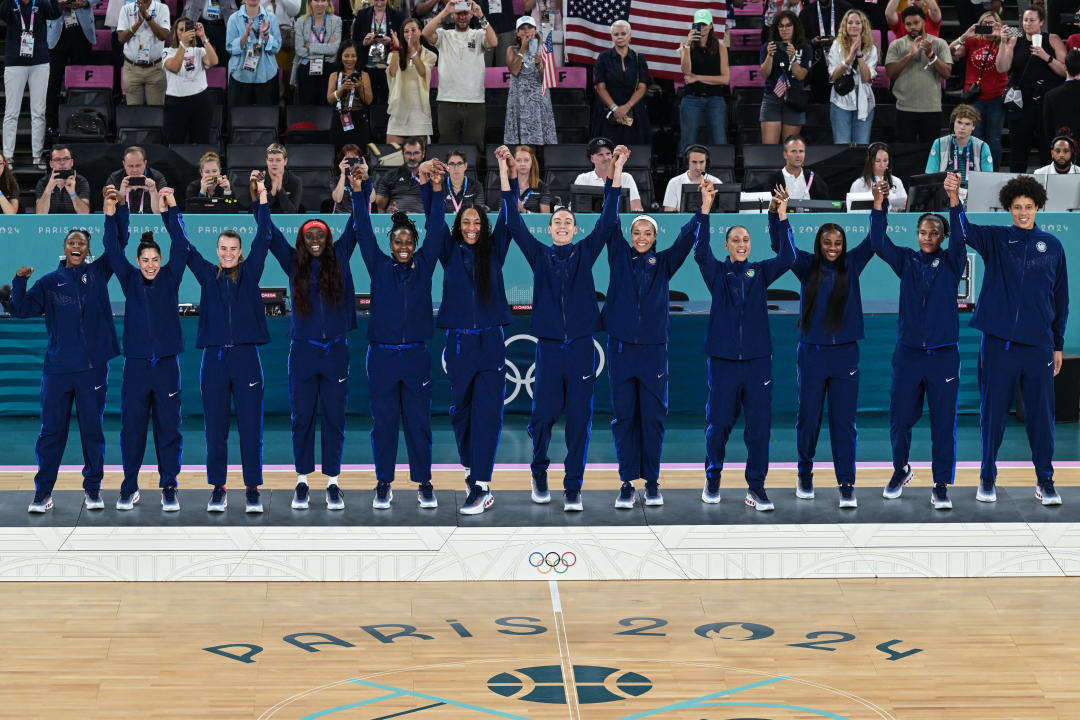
[65,65,115,90]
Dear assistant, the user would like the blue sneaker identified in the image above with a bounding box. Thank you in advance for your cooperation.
[326,483,345,510]
[796,474,814,500]
[883,464,913,499]
[745,488,774,512]
[292,482,310,510]
[931,484,952,510]
[207,485,227,512]
[1036,480,1062,506]
[702,476,721,504]
[976,477,997,503]
[614,481,636,509]
[373,481,392,509]
[644,482,664,506]
[161,485,179,512]
[417,481,438,508]
[28,490,53,513]
[563,489,583,512]
[115,490,140,511]
[460,482,493,515]
[84,487,105,510]
[838,484,857,509]
[245,488,263,513]
[531,473,550,504]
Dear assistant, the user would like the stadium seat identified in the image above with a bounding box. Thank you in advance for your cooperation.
[285,105,333,144]
[539,143,588,194]
[552,105,590,143]
[166,144,218,169]
[729,29,761,52]
[116,127,165,145]
[65,65,114,91]
[206,66,228,90]
[734,102,762,144]
[292,169,332,211]
[65,88,114,129]
[92,29,112,52]
[226,144,271,171]
[285,144,335,170]
[369,103,389,140]
[116,105,164,143]
[728,65,762,90]
[58,104,109,143]
[229,105,280,144]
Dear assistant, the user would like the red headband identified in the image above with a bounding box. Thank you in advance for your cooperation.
[301,219,331,236]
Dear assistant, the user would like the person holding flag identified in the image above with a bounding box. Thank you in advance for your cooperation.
[504,15,556,146]
[758,10,811,145]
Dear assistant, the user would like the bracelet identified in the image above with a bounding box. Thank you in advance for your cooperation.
[926,52,936,62]
[610,103,618,111]
[69,192,77,198]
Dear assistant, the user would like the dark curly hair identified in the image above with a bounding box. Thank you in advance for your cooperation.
[999,175,1047,211]
[292,222,345,317]
[800,223,849,333]
[451,206,494,305]
[389,211,418,248]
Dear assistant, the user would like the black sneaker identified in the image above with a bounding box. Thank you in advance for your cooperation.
[115,490,140,511]
[418,481,438,508]
[796,474,814,500]
[292,482,310,510]
[161,485,180,512]
[644,482,664,506]
[883,464,913,499]
[701,476,721,504]
[563,488,583,512]
[976,476,997,503]
[28,490,53,513]
[326,483,345,510]
[245,487,263,513]
[1036,480,1063,506]
[745,487,774,511]
[460,482,493,515]
[373,481,392,509]
[838,484,857,509]
[84,487,105,510]
[207,485,227,512]
[531,473,551,504]
[931,483,952,510]
[614,481,636,509]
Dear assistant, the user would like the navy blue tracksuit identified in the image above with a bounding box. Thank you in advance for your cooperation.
[874,205,967,486]
[423,183,512,487]
[269,198,359,479]
[506,178,621,492]
[603,212,702,484]
[697,214,795,489]
[106,204,189,495]
[357,181,445,485]
[10,235,124,495]
[959,209,1069,485]
[179,202,272,487]
[775,212,877,487]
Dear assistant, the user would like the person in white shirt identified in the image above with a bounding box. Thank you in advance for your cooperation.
[163,18,218,143]
[421,0,496,152]
[663,144,722,211]
[1034,136,1080,175]
[573,136,643,211]
[117,0,171,105]
[770,134,830,200]
[848,141,907,210]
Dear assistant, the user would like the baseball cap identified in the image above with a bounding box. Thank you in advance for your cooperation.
[515,15,536,29]
[587,137,615,156]
[693,9,713,24]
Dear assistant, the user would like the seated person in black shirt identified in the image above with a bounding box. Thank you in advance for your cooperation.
[104,145,169,214]
[35,146,91,214]
[263,142,304,212]
[374,136,425,213]
[443,148,486,212]
[184,151,237,211]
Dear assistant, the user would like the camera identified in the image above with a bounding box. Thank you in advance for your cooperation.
[345,157,360,166]
[349,70,363,81]
[454,1,471,10]
[127,176,145,186]
[56,169,75,179]
[974,23,993,34]
[691,21,703,34]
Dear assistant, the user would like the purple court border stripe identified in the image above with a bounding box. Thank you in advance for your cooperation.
[1,461,1079,473]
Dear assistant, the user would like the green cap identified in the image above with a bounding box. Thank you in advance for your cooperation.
[693,8,713,24]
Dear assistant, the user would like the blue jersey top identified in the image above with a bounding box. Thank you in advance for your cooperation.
[873,204,967,350]
[959,209,1069,350]
[180,200,272,348]
[355,181,446,344]
[697,214,795,360]
[506,177,620,343]
[603,211,702,345]
[268,196,359,342]
[774,213,876,345]
[9,232,124,375]
[422,183,513,330]
[104,203,189,360]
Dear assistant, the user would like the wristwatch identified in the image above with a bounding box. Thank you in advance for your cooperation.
[478,17,489,28]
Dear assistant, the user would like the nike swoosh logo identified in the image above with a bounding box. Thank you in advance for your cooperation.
[338,377,347,383]
[56,282,67,287]
[1009,239,1019,244]
[945,377,956,383]
[249,381,260,387]
[94,385,104,390]
[168,390,180,397]
[657,372,664,378]
[422,380,431,386]
[849,370,857,376]
[764,380,771,386]
[582,375,592,380]
[1048,361,1055,367]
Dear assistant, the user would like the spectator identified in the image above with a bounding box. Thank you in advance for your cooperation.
[511,144,552,213]
[105,146,167,214]
[262,142,303,212]
[801,0,852,104]
[679,8,730,151]
[353,0,404,104]
[163,18,219,144]
[117,0,171,105]
[46,0,96,136]
[0,155,20,213]
[1042,49,1080,147]
[662,144,722,212]
[183,0,235,66]
[770,134,831,200]
[478,0,536,66]
[997,6,1066,172]
[827,9,877,144]
[263,0,300,96]
[504,16,556,145]
[35,146,90,214]
[885,6,952,143]
[293,0,341,105]
[885,0,940,38]
[760,10,811,145]
[327,41,374,151]
[762,0,802,44]
[1035,136,1080,174]
[950,13,1007,170]
[443,149,486,212]
[592,20,651,145]
[848,0,889,56]
[225,0,281,105]
[330,143,363,212]
[849,141,907,210]
[374,136,425,212]
[925,106,993,190]
[386,17,435,144]
[184,151,236,209]
[3,0,59,168]
[422,0,496,152]
[573,136,643,211]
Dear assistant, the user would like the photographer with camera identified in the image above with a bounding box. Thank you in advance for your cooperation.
[164,18,219,144]
[35,146,90,214]
[949,12,1006,169]
[759,10,810,146]
[351,0,403,105]
[185,151,235,211]
[105,146,168,214]
[679,9,730,151]
[331,144,364,213]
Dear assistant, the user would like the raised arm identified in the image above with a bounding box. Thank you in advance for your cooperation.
[352,163,383,274]
[157,189,191,274]
[246,176,273,279]
[497,145,544,268]
[769,187,813,278]
[103,187,135,285]
[944,171,990,257]
[868,179,904,277]
[579,145,627,265]
[694,180,720,285]
[9,267,45,318]
[763,187,796,284]
[662,174,707,277]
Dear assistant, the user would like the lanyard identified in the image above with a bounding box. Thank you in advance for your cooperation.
[311,17,326,44]
[951,138,972,174]
[17,0,37,34]
[335,70,355,111]
[449,177,468,214]
[247,10,264,44]
[372,11,385,35]
[816,1,834,38]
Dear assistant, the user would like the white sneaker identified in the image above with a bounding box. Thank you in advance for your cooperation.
[115,490,140,511]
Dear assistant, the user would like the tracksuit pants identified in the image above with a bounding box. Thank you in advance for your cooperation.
[444,326,505,486]
[796,341,859,486]
[366,342,432,485]
[288,338,349,478]
[889,344,959,486]
[979,334,1056,485]
[200,344,264,488]
[34,364,108,495]
[608,339,668,485]
[705,355,772,490]
[528,336,596,492]
[119,355,183,496]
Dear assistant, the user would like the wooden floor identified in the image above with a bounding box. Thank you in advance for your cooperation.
[1,577,1077,719]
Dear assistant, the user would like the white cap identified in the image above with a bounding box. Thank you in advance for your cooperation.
[516,15,536,29]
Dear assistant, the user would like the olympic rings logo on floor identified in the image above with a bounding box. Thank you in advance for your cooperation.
[528,551,578,574]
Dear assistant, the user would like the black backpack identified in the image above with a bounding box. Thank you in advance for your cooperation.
[66,109,107,137]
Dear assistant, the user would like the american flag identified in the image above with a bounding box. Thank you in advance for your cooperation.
[565,0,727,81]
[541,30,558,95]
[773,73,789,98]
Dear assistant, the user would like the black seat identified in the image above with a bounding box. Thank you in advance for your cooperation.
[58,104,109,143]
[116,104,164,130]
[164,144,217,168]
[285,143,335,170]
[116,127,164,145]
[230,128,278,145]
[226,144,270,171]
[65,88,114,129]
[230,105,280,135]
[285,105,333,144]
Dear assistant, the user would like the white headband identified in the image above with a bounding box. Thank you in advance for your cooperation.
[631,215,658,234]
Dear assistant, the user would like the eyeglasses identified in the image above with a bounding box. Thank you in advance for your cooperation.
[447,161,466,167]
[777,22,793,28]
